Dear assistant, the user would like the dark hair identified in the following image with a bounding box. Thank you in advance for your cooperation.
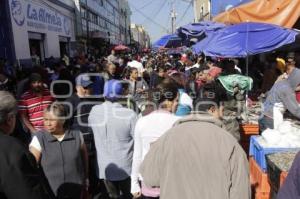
[158,65,167,72]
[129,67,138,74]
[169,72,187,89]
[194,98,218,112]
[150,82,178,106]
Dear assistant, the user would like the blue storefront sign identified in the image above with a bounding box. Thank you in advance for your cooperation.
[211,0,251,16]
[10,0,71,36]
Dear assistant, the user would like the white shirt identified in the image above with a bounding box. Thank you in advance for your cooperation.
[128,60,144,76]
[180,92,193,109]
[185,63,200,71]
[131,111,181,193]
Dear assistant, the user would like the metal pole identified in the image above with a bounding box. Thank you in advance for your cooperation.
[193,0,197,22]
[125,14,127,45]
[171,0,176,34]
[245,21,250,120]
[86,0,89,53]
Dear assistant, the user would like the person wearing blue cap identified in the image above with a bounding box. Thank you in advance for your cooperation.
[88,79,138,199]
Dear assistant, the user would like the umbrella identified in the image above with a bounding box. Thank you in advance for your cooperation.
[152,34,183,49]
[192,22,298,57]
[192,22,298,117]
[177,21,225,45]
[114,44,129,51]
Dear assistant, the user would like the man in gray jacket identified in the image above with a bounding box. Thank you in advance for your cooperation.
[260,54,300,132]
[140,114,251,199]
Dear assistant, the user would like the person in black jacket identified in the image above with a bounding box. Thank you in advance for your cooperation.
[0,91,52,199]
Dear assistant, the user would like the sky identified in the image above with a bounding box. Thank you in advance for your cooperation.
[128,0,194,44]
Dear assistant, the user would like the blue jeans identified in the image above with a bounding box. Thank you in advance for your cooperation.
[258,116,274,133]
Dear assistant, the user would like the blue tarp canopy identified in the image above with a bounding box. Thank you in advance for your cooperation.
[192,22,298,57]
[177,21,225,46]
[152,34,183,49]
[177,21,225,37]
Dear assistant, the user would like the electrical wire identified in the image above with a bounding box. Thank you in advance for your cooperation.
[130,3,169,33]
[141,0,167,24]
[138,0,156,10]
[176,0,193,25]
[152,0,168,20]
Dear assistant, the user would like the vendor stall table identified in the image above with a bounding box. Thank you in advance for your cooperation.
[249,136,300,172]
[266,152,297,193]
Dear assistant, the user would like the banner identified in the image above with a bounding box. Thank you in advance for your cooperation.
[10,0,72,36]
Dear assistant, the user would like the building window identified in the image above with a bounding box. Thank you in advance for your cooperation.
[81,7,86,18]
[91,13,98,24]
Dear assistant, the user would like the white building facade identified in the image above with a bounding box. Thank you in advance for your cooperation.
[8,0,76,67]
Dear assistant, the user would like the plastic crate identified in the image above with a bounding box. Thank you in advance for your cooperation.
[250,157,271,194]
[249,136,300,172]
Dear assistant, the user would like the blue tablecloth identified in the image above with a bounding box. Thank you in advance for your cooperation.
[249,136,300,172]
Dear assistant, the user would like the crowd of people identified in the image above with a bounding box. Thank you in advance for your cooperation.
[0,48,300,199]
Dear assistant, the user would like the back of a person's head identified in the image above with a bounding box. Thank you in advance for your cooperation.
[194,97,218,113]
[150,82,178,106]
[169,72,186,89]
[104,79,123,101]
[0,91,16,125]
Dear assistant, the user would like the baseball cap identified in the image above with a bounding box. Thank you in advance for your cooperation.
[75,74,93,88]
[103,80,123,99]
[286,52,295,60]
[29,73,42,83]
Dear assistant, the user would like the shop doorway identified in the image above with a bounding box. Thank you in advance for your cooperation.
[59,36,70,57]
[28,32,45,66]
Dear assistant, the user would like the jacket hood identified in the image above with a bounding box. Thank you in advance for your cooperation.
[287,68,300,90]
[174,112,223,128]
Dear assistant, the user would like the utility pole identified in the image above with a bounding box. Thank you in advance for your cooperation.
[85,0,90,53]
[170,0,177,34]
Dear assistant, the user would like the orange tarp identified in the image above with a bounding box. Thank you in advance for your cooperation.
[213,0,300,28]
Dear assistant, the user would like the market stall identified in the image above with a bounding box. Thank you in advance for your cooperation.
[249,121,300,198]
[191,22,300,199]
